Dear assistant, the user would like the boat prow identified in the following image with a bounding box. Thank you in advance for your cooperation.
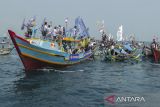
[8,30,93,71]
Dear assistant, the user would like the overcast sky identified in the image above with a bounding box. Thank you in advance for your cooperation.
[0,0,160,41]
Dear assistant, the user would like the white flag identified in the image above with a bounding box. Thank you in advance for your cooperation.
[117,25,123,41]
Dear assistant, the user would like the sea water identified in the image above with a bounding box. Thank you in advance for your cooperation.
[0,51,160,107]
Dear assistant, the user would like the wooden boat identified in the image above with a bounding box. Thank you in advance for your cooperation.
[8,30,93,71]
[143,46,152,57]
[105,50,141,62]
[0,48,13,55]
[153,49,160,62]
[104,43,142,62]
[0,36,13,55]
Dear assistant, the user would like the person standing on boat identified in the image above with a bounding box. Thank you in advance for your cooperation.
[57,25,63,35]
[41,22,48,39]
[110,43,115,55]
[102,31,107,42]
[151,39,158,50]
[29,18,37,37]
[21,18,37,38]
[73,26,78,39]
[63,42,67,52]
[53,26,58,41]
[57,33,63,49]
[62,27,66,37]
[27,18,37,37]
[46,25,53,39]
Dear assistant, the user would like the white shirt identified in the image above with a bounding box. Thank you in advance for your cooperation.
[53,29,57,36]
[44,25,48,32]
[111,45,114,49]
[47,27,52,34]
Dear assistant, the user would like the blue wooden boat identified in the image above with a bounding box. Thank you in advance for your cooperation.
[8,30,93,71]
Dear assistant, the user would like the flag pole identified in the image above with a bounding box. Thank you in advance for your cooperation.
[65,18,68,31]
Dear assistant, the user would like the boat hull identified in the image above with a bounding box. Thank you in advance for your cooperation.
[19,53,69,70]
[153,49,160,62]
[143,47,153,56]
[8,30,92,71]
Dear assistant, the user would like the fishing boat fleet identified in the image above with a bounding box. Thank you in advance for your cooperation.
[0,16,159,71]
[95,24,143,63]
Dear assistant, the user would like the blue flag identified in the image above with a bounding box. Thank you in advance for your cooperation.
[75,16,89,37]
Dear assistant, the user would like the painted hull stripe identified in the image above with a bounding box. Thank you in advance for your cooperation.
[21,52,79,65]
[17,43,64,57]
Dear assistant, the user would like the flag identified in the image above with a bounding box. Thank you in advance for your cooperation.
[75,16,89,37]
[117,25,123,41]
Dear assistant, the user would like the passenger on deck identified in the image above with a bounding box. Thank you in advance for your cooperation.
[73,26,78,36]
[68,48,72,54]
[57,33,63,48]
[53,26,58,41]
[25,27,32,38]
[72,48,79,54]
[102,32,107,42]
[110,43,115,55]
[80,47,85,53]
[63,42,67,52]
[142,42,146,50]
[57,25,63,35]
[62,27,66,37]
[151,39,158,50]
[30,18,37,37]
[22,18,37,38]
[46,25,53,39]
[42,22,48,39]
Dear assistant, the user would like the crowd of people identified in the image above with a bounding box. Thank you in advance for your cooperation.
[99,31,143,57]
[21,17,94,54]
[59,36,92,54]
[22,18,66,40]
[99,31,115,51]
[41,22,66,40]
[21,18,80,40]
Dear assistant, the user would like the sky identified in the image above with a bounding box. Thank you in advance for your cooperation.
[0,0,160,41]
